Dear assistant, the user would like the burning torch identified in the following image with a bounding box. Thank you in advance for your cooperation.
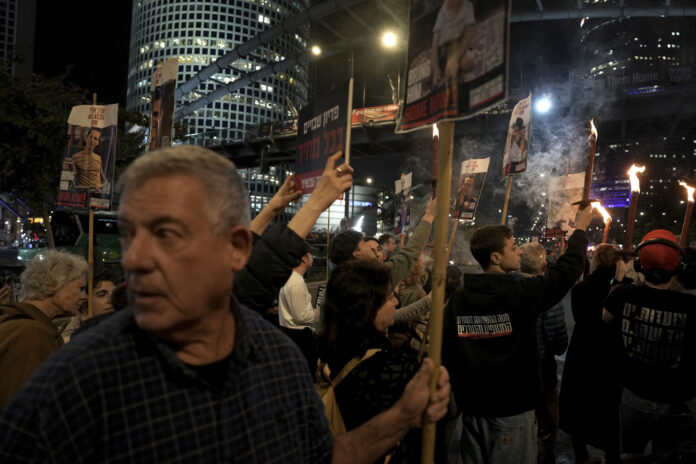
[591,201,612,244]
[679,181,695,248]
[583,119,598,203]
[431,124,439,196]
[624,164,646,251]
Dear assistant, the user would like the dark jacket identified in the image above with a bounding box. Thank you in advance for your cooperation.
[442,229,588,417]
[233,224,308,314]
[558,267,622,448]
[0,302,63,408]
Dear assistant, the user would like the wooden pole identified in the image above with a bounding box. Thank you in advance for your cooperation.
[343,78,354,220]
[624,191,640,251]
[87,93,97,318]
[501,176,512,225]
[602,219,612,244]
[326,205,331,282]
[447,220,459,259]
[583,120,597,203]
[421,121,454,464]
[680,200,694,249]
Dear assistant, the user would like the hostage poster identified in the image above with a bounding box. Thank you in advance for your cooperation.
[397,0,509,132]
[295,80,350,194]
[453,157,490,221]
[57,104,119,210]
[395,172,413,235]
[502,94,531,177]
[546,172,584,237]
[149,58,178,151]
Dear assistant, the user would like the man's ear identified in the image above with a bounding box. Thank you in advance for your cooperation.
[227,226,253,272]
[490,251,501,266]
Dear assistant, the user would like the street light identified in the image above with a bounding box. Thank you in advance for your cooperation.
[366,177,373,184]
[535,95,552,113]
[381,31,397,48]
[311,45,321,56]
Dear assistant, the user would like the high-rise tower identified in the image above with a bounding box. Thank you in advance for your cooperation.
[126,0,310,143]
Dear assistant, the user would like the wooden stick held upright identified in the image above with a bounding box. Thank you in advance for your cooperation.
[679,182,695,248]
[87,93,97,318]
[421,121,454,464]
[501,176,512,225]
[583,119,598,203]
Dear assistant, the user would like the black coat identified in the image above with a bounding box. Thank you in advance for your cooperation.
[559,268,623,449]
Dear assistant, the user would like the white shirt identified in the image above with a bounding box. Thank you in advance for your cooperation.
[433,0,475,47]
[278,271,320,332]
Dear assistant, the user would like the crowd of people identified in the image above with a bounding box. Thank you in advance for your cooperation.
[0,145,694,463]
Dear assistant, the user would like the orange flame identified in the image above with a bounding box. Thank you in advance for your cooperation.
[680,181,695,203]
[589,119,598,140]
[591,201,612,224]
[432,124,439,138]
[627,164,646,192]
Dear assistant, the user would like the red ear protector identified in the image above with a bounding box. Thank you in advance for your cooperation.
[633,238,686,283]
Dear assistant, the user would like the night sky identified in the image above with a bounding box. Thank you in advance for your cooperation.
[33,0,133,106]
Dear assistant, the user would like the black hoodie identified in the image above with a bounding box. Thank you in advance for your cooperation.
[443,229,588,417]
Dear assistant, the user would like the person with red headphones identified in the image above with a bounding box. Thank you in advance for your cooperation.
[602,229,696,459]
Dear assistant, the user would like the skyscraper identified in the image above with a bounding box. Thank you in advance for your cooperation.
[126,0,310,143]
[0,0,36,77]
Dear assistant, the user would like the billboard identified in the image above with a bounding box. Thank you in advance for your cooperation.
[398,0,509,132]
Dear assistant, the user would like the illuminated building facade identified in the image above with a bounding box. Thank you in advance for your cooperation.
[126,0,310,143]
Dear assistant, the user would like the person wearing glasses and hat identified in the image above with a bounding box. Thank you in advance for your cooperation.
[602,229,696,459]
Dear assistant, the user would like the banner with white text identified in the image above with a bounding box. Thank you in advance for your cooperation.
[149,58,178,151]
[295,80,350,194]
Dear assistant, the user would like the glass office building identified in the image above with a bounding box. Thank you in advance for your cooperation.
[127,0,310,143]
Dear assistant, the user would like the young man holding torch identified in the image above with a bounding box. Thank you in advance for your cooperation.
[443,204,593,464]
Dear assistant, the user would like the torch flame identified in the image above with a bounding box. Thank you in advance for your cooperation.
[591,201,612,224]
[679,181,695,203]
[589,118,598,140]
[627,164,646,192]
[432,124,439,138]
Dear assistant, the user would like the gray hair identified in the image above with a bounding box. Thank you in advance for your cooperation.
[520,242,547,275]
[117,145,250,232]
[20,250,88,301]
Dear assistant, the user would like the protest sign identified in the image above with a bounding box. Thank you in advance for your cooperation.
[395,172,413,234]
[398,0,509,132]
[57,104,119,210]
[453,157,490,221]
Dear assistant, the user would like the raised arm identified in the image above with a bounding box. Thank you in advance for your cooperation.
[250,175,302,236]
[288,151,353,239]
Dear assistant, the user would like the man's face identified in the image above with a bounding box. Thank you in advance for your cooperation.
[385,237,396,254]
[118,174,250,338]
[496,237,522,272]
[86,130,101,151]
[52,276,87,317]
[356,239,382,262]
[93,280,117,315]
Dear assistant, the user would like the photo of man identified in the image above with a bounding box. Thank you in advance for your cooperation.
[62,127,105,192]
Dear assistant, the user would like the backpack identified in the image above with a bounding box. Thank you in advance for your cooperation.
[314,348,381,436]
